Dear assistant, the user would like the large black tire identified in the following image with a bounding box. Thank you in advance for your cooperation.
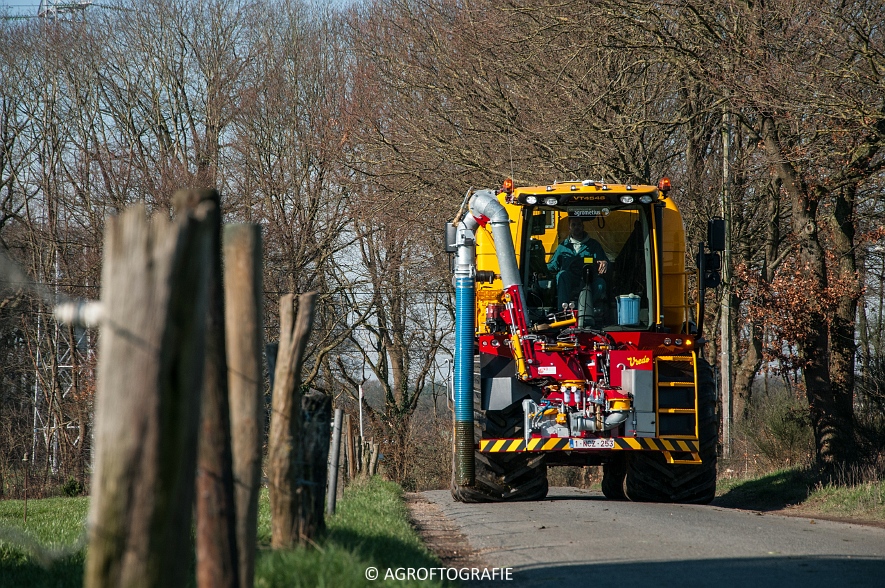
[624,357,718,504]
[601,455,628,500]
[452,390,548,502]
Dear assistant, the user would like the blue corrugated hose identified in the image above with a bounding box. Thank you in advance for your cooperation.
[454,276,475,423]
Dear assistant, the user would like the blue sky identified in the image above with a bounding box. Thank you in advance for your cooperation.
[1,1,51,18]
[0,1,32,12]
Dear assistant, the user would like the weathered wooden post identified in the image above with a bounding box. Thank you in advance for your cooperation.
[84,202,211,588]
[369,442,380,476]
[327,408,343,515]
[267,292,316,548]
[223,224,264,588]
[299,392,332,538]
[361,439,370,477]
[175,189,239,588]
[344,414,356,482]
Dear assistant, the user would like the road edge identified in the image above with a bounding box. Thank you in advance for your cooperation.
[404,492,487,569]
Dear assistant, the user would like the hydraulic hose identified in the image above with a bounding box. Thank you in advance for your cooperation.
[453,213,478,487]
[468,190,525,302]
[452,190,530,486]
[469,189,532,378]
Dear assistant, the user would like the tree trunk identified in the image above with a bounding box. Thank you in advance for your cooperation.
[733,319,763,420]
[760,116,852,467]
[825,185,859,456]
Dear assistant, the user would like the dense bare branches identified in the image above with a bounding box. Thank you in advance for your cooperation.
[601,0,885,464]
[2,0,884,491]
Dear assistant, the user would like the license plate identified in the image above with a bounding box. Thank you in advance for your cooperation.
[569,438,615,449]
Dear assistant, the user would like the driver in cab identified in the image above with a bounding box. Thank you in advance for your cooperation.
[547,214,608,309]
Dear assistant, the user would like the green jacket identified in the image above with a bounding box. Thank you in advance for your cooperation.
[547,235,608,275]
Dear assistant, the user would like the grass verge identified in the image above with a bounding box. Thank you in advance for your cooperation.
[715,467,885,522]
[0,476,449,587]
[800,479,885,521]
[255,476,451,587]
[0,496,88,588]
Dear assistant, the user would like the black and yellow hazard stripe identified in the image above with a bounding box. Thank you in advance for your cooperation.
[478,437,572,453]
[612,438,699,452]
[479,437,699,453]
[479,439,526,453]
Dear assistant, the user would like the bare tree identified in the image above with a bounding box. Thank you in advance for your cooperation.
[335,211,452,483]
[605,0,885,466]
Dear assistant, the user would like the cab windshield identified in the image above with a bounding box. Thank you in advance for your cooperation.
[521,205,655,330]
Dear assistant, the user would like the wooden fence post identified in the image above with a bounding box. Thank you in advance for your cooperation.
[297,392,332,540]
[84,202,211,588]
[369,443,380,477]
[176,190,239,588]
[344,414,356,482]
[361,439,370,477]
[223,224,264,588]
[267,292,316,548]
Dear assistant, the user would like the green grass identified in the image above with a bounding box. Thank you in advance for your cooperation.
[255,476,451,588]
[802,479,885,521]
[0,496,89,588]
[0,476,448,588]
[715,466,885,521]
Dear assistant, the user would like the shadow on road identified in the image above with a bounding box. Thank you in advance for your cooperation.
[468,556,885,588]
[713,468,814,511]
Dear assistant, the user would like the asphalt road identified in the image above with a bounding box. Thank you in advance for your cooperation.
[423,487,885,588]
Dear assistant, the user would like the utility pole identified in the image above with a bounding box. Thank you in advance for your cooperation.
[720,109,733,458]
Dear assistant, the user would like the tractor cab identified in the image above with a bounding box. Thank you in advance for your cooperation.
[520,202,655,331]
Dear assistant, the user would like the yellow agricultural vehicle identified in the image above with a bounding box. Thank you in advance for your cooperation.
[446,178,723,502]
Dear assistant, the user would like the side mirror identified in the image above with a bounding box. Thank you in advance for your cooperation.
[695,251,721,289]
[708,217,725,251]
[702,252,721,272]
